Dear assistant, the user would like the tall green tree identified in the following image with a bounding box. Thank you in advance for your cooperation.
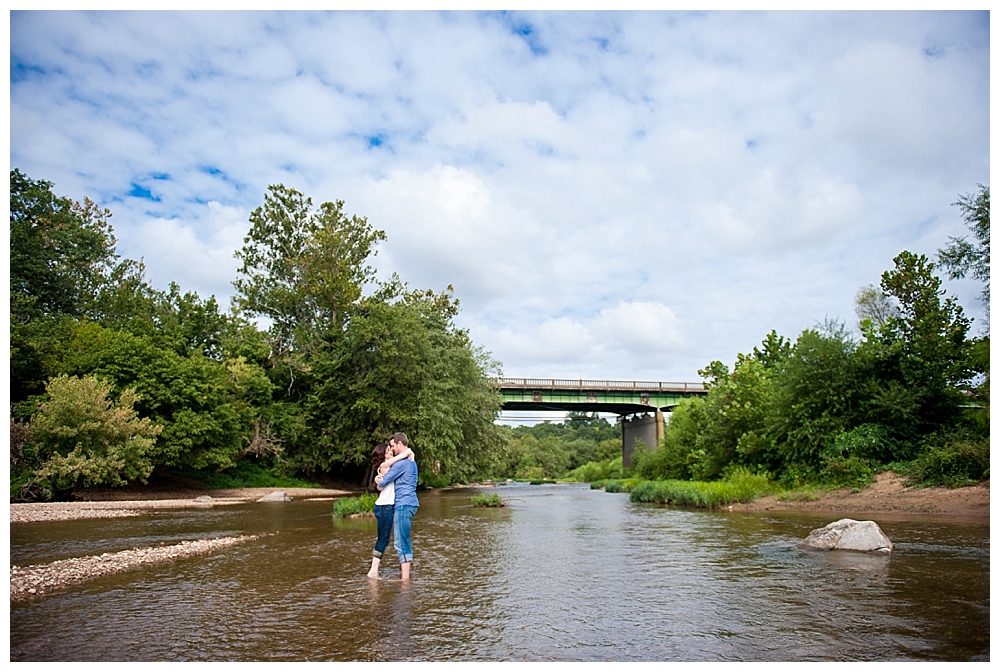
[233,184,386,363]
[301,286,505,484]
[938,184,989,318]
[10,169,118,321]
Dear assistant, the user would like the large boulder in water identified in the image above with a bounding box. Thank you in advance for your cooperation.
[800,518,893,553]
[257,491,293,502]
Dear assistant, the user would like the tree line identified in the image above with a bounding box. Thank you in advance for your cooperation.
[9,169,989,499]
[10,170,507,500]
[629,185,990,489]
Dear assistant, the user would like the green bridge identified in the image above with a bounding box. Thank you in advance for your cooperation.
[495,377,708,466]
[496,377,707,414]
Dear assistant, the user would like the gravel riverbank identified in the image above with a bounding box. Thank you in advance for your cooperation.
[10,487,354,523]
[10,535,262,602]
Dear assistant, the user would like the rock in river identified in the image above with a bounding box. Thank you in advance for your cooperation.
[800,518,893,553]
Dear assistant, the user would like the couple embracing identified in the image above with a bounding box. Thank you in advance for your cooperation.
[368,432,419,581]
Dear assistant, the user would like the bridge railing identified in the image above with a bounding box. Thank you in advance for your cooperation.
[494,377,707,393]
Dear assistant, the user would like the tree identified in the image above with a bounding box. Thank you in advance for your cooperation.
[29,375,162,493]
[10,169,118,321]
[767,324,859,473]
[854,284,899,330]
[233,184,386,362]
[299,285,506,484]
[857,251,972,446]
[60,322,276,471]
[938,184,989,318]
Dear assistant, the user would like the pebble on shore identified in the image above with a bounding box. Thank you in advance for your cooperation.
[10,535,260,602]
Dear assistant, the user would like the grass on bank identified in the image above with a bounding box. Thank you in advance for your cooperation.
[333,493,377,517]
[628,469,778,508]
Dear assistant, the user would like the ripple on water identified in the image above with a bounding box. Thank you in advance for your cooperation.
[9,484,990,661]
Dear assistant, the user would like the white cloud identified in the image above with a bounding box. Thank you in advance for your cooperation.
[10,10,989,384]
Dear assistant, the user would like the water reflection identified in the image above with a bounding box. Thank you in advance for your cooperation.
[10,483,989,661]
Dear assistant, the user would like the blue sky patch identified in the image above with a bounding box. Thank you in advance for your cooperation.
[129,183,159,201]
[10,60,47,83]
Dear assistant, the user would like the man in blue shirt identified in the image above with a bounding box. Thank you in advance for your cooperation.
[376,431,419,580]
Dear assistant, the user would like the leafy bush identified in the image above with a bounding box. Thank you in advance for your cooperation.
[906,431,990,487]
[31,375,162,494]
[333,493,377,516]
[566,456,622,483]
[824,423,905,465]
[471,492,503,507]
[777,462,820,489]
[420,471,452,489]
[604,480,626,493]
[820,455,876,491]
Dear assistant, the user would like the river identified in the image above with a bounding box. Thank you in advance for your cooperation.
[9,482,989,661]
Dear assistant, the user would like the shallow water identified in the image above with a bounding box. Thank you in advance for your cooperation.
[9,483,989,661]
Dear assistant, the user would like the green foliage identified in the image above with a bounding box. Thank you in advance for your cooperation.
[9,173,508,498]
[471,492,503,507]
[9,169,118,322]
[566,456,622,482]
[939,184,989,312]
[60,323,277,471]
[629,468,776,508]
[502,414,620,481]
[603,478,641,493]
[333,493,378,517]
[420,471,452,489]
[905,430,990,487]
[168,459,317,490]
[768,324,858,472]
[233,183,386,357]
[29,375,162,493]
[301,286,506,483]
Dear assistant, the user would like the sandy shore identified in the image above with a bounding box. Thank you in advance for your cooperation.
[728,472,989,520]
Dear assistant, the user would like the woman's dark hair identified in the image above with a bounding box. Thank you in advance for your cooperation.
[371,443,390,471]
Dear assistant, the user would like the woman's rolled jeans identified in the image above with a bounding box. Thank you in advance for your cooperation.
[372,504,394,558]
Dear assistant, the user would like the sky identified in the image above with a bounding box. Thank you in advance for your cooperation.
[8,10,991,421]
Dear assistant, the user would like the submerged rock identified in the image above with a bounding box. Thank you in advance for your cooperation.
[800,518,893,553]
[257,491,293,502]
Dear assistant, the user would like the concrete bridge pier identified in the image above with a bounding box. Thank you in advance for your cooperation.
[621,409,665,469]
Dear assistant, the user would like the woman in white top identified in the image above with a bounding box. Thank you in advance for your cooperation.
[367,442,414,579]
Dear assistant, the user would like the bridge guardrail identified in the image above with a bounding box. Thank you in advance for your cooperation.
[494,377,706,393]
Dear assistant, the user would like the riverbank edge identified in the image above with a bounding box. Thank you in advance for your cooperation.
[8,472,990,524]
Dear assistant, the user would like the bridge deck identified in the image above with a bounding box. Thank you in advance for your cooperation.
[495,377,706,393]
[495,377,707,414]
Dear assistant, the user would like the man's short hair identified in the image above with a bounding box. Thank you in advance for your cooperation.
[391,432,409,447]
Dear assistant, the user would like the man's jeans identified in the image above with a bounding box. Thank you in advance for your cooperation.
[393,505,418,563]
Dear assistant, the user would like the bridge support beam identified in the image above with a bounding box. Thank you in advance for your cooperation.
[621,411,665,469]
